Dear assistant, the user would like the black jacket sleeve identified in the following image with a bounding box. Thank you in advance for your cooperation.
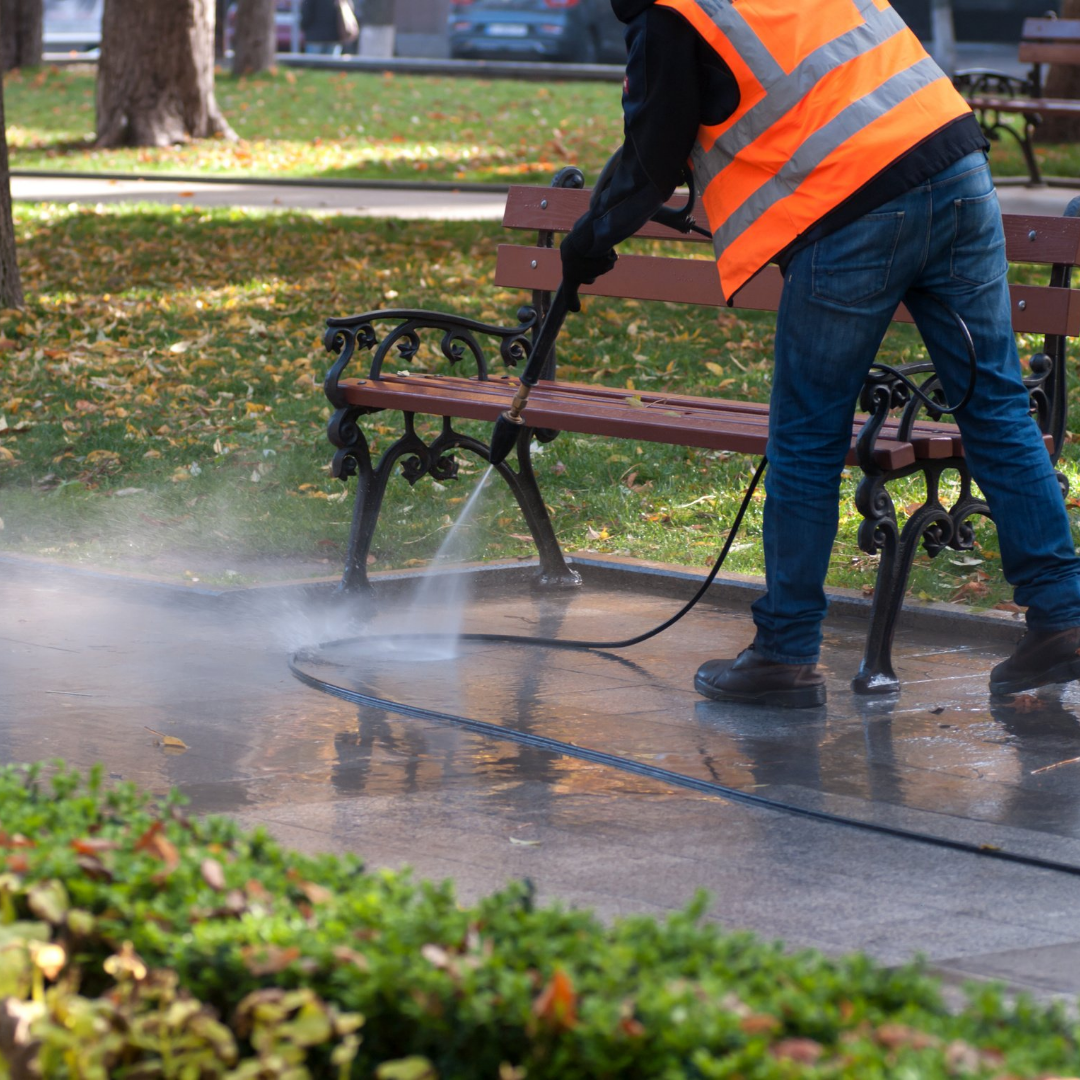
[564,7,737,259]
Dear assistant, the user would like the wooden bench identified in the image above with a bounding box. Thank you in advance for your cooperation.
[954,16,1080,185]
[320,165,1079,695]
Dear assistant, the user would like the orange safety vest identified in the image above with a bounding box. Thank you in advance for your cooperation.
[655,0,973,303]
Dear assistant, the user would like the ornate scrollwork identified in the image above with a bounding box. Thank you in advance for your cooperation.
[954,70,1037,104]
[400,451,457,485]
[951,516,977,552]
[920,516,951,559]
[856,371,910,476]
[323,323,372,411]
[856,426,992,561]
[327,407,369,481]
[856,350,1055,477]
[1023,352,1054,432]
[327,406,369,480]
[501,309,539,369]
[855,473,897,556]
[321,307,541,394]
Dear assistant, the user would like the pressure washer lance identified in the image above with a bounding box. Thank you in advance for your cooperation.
[489,150,707,468]
[488,283,570,468]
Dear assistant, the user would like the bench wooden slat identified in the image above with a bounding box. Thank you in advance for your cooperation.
[1021,17,1080,41]
[503,185,1080,266]
[1004,215,1080,266]
[337,373,1055,468]
[350,374,988,435]
[336,371,1056,471]
[502,185,709,244]
[494,244,1080,335]
[1018,43,1080,65]
[966,93,1080,115]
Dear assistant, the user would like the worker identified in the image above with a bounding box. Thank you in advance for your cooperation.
[562,0,1080,707]
[300,0,358,55]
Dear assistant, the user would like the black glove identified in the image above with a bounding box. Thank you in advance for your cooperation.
[560,232,618,313]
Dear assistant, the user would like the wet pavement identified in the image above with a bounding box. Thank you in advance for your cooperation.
[10,154,1080,1002]
[4,556,1080,1002]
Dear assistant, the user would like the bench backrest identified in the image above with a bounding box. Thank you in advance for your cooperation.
[1019,17,1080,67]
[496,184,1080,338]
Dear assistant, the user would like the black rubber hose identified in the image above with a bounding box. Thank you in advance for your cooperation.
[465,455,767,651]
[296,195,1014,880]
[290,658,1080,879]
[292,351,1080,878]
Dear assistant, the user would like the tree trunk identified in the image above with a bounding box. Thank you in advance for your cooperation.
[1038,0,1080,142]
[0,46,25,309]
[232,0,276,74]
[0,0,43,73]
[96,0,238,148]
[215,0,229,60]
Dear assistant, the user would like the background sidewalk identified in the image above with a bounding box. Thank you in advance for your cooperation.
[12,171,1080,220]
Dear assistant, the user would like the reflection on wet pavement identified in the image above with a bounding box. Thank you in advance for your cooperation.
[5,561,1080,995]
[298,588,1080,847]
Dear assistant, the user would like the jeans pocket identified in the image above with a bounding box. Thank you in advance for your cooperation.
[952,190,1007,286]
[811,211,904,306]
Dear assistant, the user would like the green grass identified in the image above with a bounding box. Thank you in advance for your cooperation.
[5,66,1079,604]
[4,65,625,185]
[982,125,1080,183]
[3,200,1079,610]
[8,64,1080,186]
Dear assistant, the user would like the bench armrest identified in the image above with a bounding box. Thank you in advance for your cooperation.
[854,352,1056,476]
[321,307,539,411]
[953,68,1039,100]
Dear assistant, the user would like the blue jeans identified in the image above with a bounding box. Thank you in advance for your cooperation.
[752,151,1080,664]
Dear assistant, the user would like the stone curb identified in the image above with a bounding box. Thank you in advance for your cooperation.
[0,551,1026,645]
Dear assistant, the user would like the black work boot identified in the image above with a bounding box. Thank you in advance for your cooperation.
[694,646,826,709]
[989,626,1080,695]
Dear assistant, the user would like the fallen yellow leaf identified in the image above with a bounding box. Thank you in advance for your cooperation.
[145,727,189,752]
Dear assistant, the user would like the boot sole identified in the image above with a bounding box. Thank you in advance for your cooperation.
[989,655,1080,696]
[694,674,827,709]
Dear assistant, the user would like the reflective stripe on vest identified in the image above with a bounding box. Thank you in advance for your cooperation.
[655,0,973,303]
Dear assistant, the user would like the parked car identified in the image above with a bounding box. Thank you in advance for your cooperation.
[43,0,102,53]
[225,0,306,54]
[448,0,625,64]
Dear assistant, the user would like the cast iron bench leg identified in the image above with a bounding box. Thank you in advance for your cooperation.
[505,424,581,589]
[853,470,901,694]
[1016,113,1043,186]
[341,456,381,595]
[336,419,422,595]
[336,412,579,595]
[853,463,990,694]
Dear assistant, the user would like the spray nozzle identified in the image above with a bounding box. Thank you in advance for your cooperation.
[489,383,531,466]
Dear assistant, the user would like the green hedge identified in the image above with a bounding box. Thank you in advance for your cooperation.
[1,763,1078,1079]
